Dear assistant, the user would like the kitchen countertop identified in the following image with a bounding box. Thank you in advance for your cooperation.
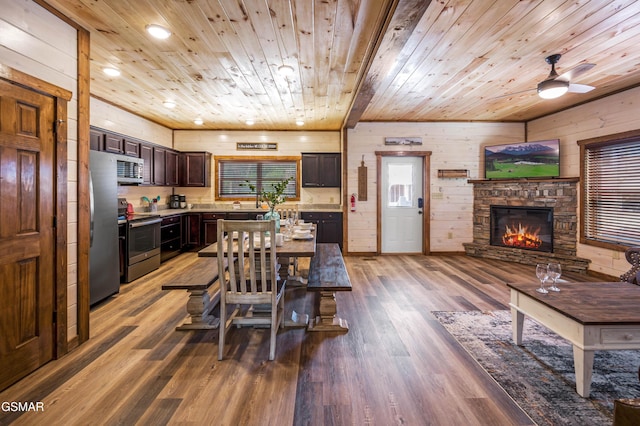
[128,204,343,218]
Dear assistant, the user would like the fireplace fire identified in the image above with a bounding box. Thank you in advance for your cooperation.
[502,223,542,249]
[490,206,553,253]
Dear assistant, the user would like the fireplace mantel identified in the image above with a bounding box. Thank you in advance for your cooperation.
[463,178,590,273]
[468,177,579,184]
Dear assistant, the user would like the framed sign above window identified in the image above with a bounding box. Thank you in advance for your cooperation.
[236,142,278,151]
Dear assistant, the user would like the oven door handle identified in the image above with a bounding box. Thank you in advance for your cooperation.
[129,218,162,228]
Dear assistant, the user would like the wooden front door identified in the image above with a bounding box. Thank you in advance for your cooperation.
[0,78,56,389]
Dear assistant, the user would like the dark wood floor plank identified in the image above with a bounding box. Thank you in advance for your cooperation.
[0,253,564,425]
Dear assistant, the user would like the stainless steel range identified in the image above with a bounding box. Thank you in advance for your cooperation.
[118,199,161,283]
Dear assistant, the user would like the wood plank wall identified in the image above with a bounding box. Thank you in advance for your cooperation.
[346,122,524,253]
[1,0,79,339]
[529,86,640,278]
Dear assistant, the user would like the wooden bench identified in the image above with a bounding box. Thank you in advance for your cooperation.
[306,243,352,332]
[161,258,226,330]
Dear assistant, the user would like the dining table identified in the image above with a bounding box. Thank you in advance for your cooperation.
[198,225,317,326]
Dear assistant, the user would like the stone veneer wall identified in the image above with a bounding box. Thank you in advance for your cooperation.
[463,178,591,273]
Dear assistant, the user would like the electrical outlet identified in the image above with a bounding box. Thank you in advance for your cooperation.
[612,251,620,260]
[447,232,453,239]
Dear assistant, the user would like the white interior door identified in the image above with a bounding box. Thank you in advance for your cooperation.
[381,156,423,253]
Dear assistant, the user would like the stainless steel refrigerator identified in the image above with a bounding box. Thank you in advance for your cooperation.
[89,150,120,305]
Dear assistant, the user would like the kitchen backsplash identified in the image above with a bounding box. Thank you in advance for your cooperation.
[117,185,341,211]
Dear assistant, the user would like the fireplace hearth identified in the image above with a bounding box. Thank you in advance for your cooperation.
[491,206,553,253]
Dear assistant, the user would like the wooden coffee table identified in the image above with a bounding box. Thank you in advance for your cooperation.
[507,281,640,397]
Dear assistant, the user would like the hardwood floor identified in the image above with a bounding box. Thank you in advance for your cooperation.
[0,253,602,425]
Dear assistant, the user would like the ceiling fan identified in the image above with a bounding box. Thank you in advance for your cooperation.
[496,54,596,100]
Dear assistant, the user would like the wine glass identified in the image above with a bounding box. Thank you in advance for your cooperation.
[547,263,562,292]
[535,263,549,294]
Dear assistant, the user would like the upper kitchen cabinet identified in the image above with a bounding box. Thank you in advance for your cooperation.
[165,149,179,186]
[146,146,179,186]
[301,153,341,188]
[153,146,167,186]
[180,152,211,187]
[139,143,153,185]
[123,138,140,157]
[90,127,138,157]
[90,128,104,151]
[104,133,124,154]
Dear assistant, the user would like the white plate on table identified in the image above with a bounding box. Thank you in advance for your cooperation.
[292,234,313,240]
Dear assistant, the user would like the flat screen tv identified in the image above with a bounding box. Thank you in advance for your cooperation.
[484,139,560,179]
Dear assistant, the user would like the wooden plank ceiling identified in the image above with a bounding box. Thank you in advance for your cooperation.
[42,0,640,130]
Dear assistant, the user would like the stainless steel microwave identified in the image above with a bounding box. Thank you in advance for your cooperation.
[114,153,144,184]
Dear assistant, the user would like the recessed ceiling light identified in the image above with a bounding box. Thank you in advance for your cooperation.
[194,118,203,125]
[163,101,176,109]
[146,24,172,39]
[103,67,120,77]
[245,119,255,126]
[296,120,305,126]
[278,65,294,77]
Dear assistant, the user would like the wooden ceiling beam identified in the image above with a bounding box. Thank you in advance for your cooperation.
[344,0,432,129]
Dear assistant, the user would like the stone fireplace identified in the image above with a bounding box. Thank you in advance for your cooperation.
[463,178,590,273]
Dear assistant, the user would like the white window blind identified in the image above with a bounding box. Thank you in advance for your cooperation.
[218,159,297,198]
[584,139,640,247]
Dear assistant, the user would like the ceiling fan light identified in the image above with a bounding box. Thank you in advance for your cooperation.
[146,24,172,39]
[537,79,569,99]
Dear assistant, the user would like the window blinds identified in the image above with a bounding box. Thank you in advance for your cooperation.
[584,140,640,246]
[218,160,297,198]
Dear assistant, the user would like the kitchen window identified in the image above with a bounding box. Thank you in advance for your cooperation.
[216,156,300,201]
[578,130,640,250]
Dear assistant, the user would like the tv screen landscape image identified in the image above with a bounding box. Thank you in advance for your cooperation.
[484,139,560,179]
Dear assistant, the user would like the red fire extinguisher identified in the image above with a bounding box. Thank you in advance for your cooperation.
[350,194,356,212]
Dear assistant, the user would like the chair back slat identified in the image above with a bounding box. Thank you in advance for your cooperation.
[217,219,278,296]
[276,204,299,222]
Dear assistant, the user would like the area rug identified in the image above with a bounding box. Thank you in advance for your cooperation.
[433,310,640,426]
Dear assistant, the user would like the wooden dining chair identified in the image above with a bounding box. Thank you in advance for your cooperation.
[216,219,285,361]
[276,204,299,223]
[276,204,301,277]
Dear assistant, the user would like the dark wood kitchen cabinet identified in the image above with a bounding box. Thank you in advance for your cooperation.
[139,143,153,185]
[123,138,140,157]
[179,152,211,187]
[183,213,202,249]
[202,213,225,245]
[301,153,341,188]
[153,146,167,186]
[90,128,104,151]
[104,133,124,154]
[165,149,179,186]
[161,215,182,262]
[300,211,343,248]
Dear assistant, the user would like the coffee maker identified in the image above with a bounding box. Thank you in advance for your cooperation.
[169,194,180,209]
[179,195,186,209]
